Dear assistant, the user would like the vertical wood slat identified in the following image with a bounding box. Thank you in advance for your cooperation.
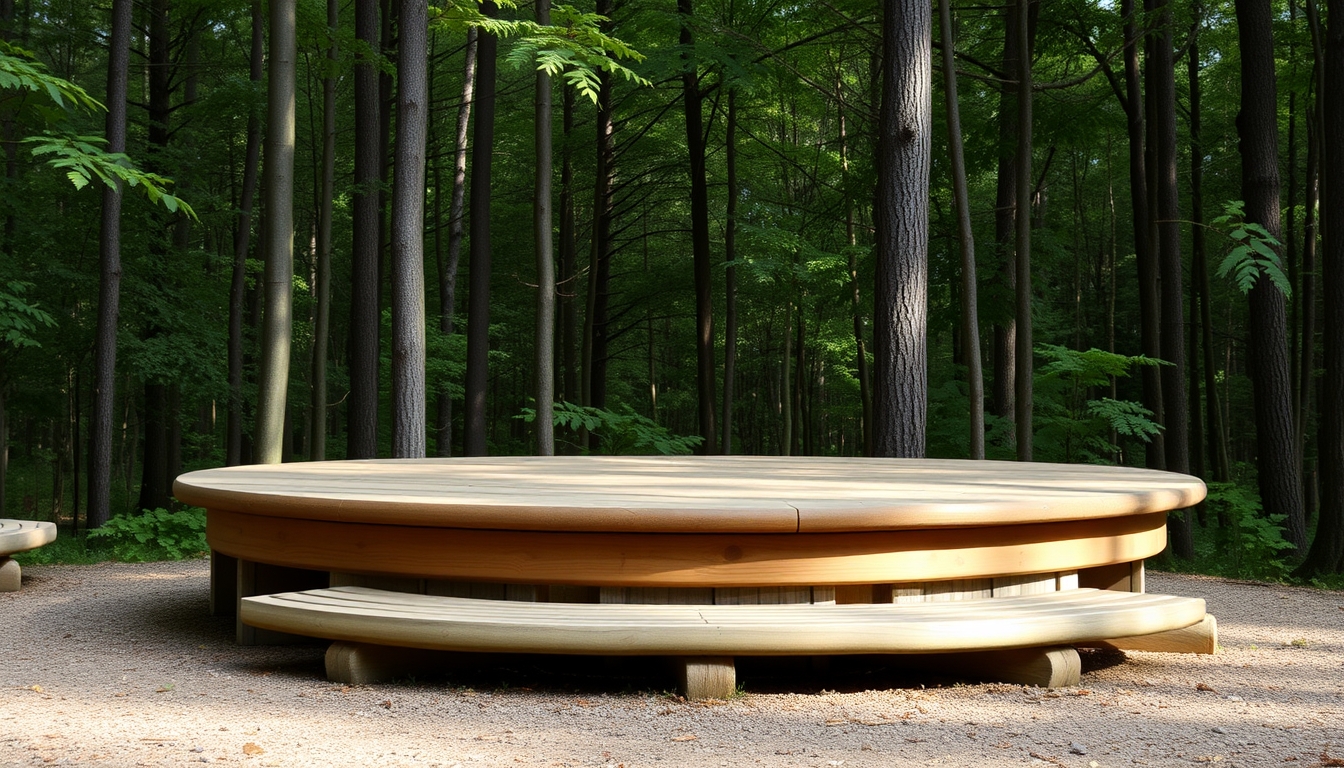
[925,579,993,601]
[1057,570,1080,590]
[992,573,1059,597]
[1130,561,1145,593]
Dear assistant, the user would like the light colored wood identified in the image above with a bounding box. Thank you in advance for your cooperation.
[236,560,327,646]
[993,574,1058,598]
[676,657,736,700]
[0,557,20,592]
[1131,561,1146,593]
[331,572,425,593]
[1084,614,1217,654]
[173,457,1207,533]
[809,586,836,604]
[893,583,925,604]
[0,519,57,557]
[926,579,993,601]
[925,646,1082,688]
[239,587,1207,656]
[601,587,715,604]
[207,508,1168,587]
[325,641,458,685]
[1057,570,1079,590]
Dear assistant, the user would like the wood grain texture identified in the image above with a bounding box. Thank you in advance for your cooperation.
[676,656,736,700]
[0,557,20,592]
[1084,614,1218,654]
[239,586,1206,656]
[0,519,57,556]
[925,646,1082,688]
[174,457,1206,533]
[208,509,1168,587]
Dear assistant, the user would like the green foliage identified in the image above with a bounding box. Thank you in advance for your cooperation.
[0,40,103,112]
[85,508,209,563]
[0,281,56,348]
[520,401,704,455]
[1032,345,1165,464]
[23,134,194,217]
[1212,200,1290,297]
[1197,483,1294,581]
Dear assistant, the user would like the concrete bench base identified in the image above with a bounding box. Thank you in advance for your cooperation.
[242,586,1213,698]
[0,520,57,593]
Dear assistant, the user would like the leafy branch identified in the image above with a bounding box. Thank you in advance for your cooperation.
[0,281,57,348]
[1212,200,1290,297]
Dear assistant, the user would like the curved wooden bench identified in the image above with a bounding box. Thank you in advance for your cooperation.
[241,586,1214,698]
[0,519,57,592]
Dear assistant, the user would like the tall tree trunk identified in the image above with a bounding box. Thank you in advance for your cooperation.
[1149,0,1193,557]
[938,0,984,459]
[255,0,297,464]
[582,41,615,427]
[310,0,337,461]
[872,0,931,458]
[680,0,717,454]
[838,83,872,456]
[722,89,738,455]
[1012,0,1033,461]
[227,0,264,467]
[464,4,498,456]
[88,0,132,527]
[348,0,382,459]
[1296,0,1344,576]
[1236,0,1307,549]
[436,27,477,457]
[558,85,578,413]
[391,0,428,458]
[533,0,555,456]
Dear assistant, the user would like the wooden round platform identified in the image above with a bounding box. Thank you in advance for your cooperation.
[174,457,1205,588]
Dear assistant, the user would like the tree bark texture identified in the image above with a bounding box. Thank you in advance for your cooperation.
[533,0,555,456]
[348,0,382,459]
[255,0,297,465]
[464,4,498,457]
[1012,0,1033,462]
[938,0,984,459]
[88,0,132,527]
[1297,0,1344,575]
[310,0,337,461]
[391,0,428,458]
[1236,0,1307,549]
[872,0,931,458]
[722,89,739,455]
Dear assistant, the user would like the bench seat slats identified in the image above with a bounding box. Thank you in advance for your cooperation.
[0,520,58,557]
[240,587,1206,657]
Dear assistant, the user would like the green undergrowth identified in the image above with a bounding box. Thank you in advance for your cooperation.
[13,507,208,565]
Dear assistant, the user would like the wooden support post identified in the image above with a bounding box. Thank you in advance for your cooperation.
[236,560,327,645]
[210,550,238,616]
[325,641,458,684]
[675,656,736,700]
[0,556,20,592]
[1085,614,1217,654]
[927,646,1082,688]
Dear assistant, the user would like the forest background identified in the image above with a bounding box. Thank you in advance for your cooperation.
[3,0,1344,581]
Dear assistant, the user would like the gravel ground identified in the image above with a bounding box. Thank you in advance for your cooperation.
[2,560,1343,768]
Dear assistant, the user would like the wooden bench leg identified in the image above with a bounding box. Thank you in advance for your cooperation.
[1085,614,1218,655]
[0,556,20,592]
[210,550,238,617]
[675,656,736,700]
[927,646,1082,688]
[325,642,455,685]
[236,560,328,645]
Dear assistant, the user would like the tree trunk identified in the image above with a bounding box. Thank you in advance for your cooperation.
[348,0,382,459]
[533,0,555,456]
[255,0,297,465]
[436,27,477,457]
[1012,0,1033,461]
[391,0,428,458]
[838,83,872,456]
[310,0,337,461]
[1296,0,1344,576]
[722,89,738,455]
[227,0,264,467]
[558,85,578,413]
[88,0,132,528]
[872,0,931,458]
[582,39,615,429]
[680,0,717,454]
[1236,0,1307,549]
[1148,0,1193,557]
[938,0,984,459]
[464,4,498,456]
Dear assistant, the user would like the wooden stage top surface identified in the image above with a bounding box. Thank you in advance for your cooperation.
[173,457,1206,534]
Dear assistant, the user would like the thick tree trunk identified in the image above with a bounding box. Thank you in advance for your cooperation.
[1149,0,1193,557]
[1236,0,1307,550]
[464,5,498,456]
[228,0,264,467]
[680,0,717,454]
[872,0,931,458]
[991,3,1021,426]
[533,0,555,456]
[938,0,984,459]
[391,0,428,458]
[88,0,132,527]
[348,0,382,459]
[310,0,337,461]
[1297,0,1344,576]
[436,27,477,457]
[1012,0,1033,461]
[255,0,297,465]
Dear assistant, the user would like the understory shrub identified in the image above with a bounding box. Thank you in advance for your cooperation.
[85,507,208,562]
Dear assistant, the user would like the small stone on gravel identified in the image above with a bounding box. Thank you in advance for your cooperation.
[1070,742,1088,755]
